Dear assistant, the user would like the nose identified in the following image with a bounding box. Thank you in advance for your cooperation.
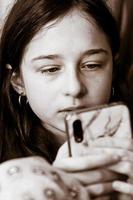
[64,70,87,98]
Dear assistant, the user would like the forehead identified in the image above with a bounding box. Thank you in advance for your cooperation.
[33,9,98,40]
[22,9,110,61]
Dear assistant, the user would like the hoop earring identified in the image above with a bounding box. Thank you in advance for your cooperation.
[18,95,22,106]
[112,87,115,97]
[18,94,28,106]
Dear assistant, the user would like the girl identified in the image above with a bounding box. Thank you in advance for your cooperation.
[0,0,133,199]
[0,0,120,163]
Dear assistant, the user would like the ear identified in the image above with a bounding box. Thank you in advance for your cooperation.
[11,72,25,95]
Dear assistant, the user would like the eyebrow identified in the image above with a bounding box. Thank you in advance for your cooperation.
[32,54,61,62]
[83,48,109,57]
[32,48,109,62]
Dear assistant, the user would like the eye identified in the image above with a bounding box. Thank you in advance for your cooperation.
[81,63,102,71]
[40,65,61,75]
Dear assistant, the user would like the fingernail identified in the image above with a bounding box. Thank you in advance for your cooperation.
[112,155,122,160]
[112,181,120,189]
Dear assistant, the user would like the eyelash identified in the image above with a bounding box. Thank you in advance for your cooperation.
[81,63,102,71]
[39,62,102,76]
[40,66,61,74]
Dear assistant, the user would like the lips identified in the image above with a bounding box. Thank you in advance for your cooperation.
[59,105,87,113]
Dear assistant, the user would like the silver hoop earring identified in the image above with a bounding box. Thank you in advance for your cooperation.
[18,94,28,106]
[112,87,115,97]
[18,95,22,106]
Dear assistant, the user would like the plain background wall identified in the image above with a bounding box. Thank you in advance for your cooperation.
[0,0,15,33]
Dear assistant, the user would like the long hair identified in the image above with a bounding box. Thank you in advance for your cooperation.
[0,0,120,162]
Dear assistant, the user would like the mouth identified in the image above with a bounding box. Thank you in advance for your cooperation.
[59,105,87,113]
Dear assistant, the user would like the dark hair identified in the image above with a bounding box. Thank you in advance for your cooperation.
[0,0,120,162]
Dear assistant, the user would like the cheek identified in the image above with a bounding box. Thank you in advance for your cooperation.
[25,86,55,110]
[27,91,55,124]
[23,78,59,117]
[22,74,55,102]
[87,69,113,104]
[96,72,112,100]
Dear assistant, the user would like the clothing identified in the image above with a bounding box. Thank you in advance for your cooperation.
[0,156,89,200]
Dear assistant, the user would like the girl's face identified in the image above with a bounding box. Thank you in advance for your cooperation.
[16,10,113,138]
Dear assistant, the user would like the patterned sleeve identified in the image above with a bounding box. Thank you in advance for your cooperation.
[0,156,90,200]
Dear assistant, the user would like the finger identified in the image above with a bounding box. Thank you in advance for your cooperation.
[109,161,133,178]
[92,137,133,151]
[112,181,133,195]
[68,169,122,185]
[53,154,121,172]
[86,182,114,197]
[94,195,117,200]
[87,147,133,162]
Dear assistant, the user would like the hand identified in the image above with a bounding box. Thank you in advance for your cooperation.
[91,137,133,196]
[54,150,121,198]
[0,156,89,200]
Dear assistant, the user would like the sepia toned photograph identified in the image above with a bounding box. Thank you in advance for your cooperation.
[0,0,133,199]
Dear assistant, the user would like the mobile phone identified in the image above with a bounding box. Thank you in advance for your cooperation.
[64,102,132,157]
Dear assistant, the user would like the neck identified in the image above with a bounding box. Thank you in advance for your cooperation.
[42,122,66,146]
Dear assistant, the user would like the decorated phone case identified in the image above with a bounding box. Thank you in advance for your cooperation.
[64,102,132,157]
